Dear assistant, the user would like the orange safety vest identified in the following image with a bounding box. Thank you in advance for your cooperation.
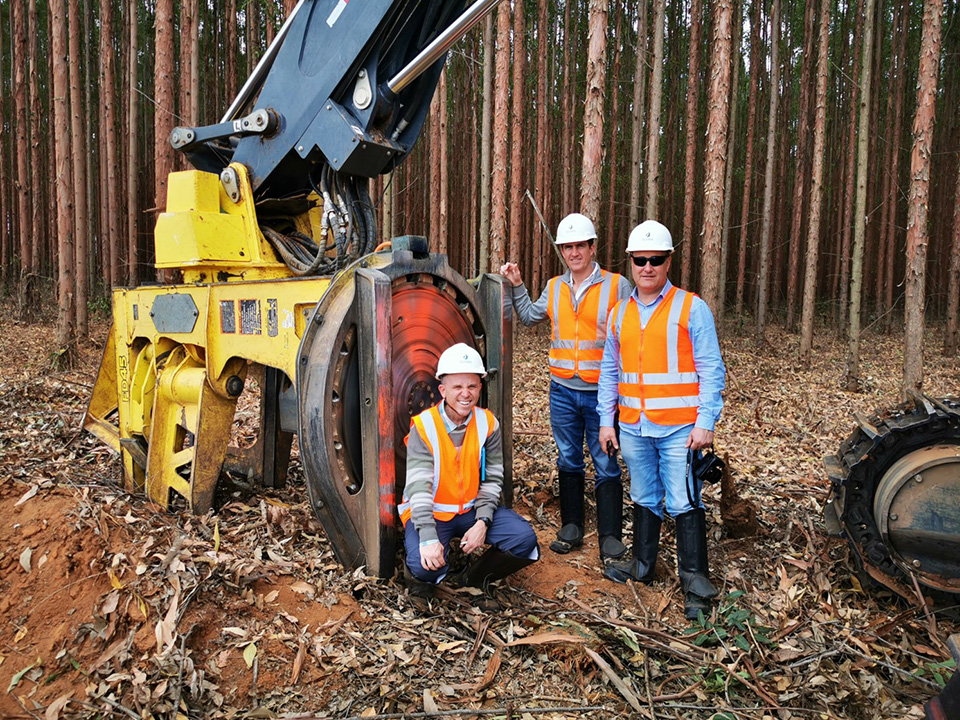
[398,405,495,525]
[612,286,700,426]
[547,270,624,384]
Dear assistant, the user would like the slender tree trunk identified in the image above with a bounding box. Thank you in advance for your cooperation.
[439,71,449,254]
[181,0,195,126]
[67,0,89,335]
[225,0,237,102]
[605,6,623,254]
[128,0,140,285]
[28,0,44,284]
[837,0,865,330]
[509,0,526,261]
[535,0,549,254]
[755,0,781,337]
[902,0,944,397]
[155,0,176,221]
[0,1,7,286]
[645,0,666,219]
[799,0,832,359]
[945,120,960,357]
[699,0,734,310]
[479,13,493,271]
[735,0,762,317]
[785,0,817,330]
[883,2,909,333]
[875,2,900,323]
[718,2,742,323]
[845,0,878,391]
[51,0,76,363]
[681,0,704,288]
[628,0,648,229]
[102,0,121,288]
[489,2,511,271]
[561,0,574,215]
[580,0,608,221]
[12,0,33,314]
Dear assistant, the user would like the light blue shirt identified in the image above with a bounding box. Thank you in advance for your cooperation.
[597,280,725,437]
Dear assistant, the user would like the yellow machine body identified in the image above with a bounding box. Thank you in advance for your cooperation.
[84,165,513,578]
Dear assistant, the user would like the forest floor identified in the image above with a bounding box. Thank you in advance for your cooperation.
[0,306,958,720]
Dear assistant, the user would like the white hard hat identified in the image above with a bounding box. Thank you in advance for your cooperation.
[436,343,487,379]
[555,213,598,245]
[626,220,674,253]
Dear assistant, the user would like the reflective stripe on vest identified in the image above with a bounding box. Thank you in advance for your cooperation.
[398,405,493,524]
[614,287,700,425]
[547,271,622,383]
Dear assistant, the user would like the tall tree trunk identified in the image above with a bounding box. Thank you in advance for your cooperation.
[0,1,7,286]
[605,5,624,254]
[902,0,944,397]
[489,2,511,271]
[509,0,526,261]
[535,0,549,255]
[580,0,608,221]
[12,0,33,315]
[875,1,900,324]
[225,0,237,102]
[883,1,909,333]
[799,0,832,360]
[181,0,195,126]
[439,71,449,254]
[127,0,140,285]
[155,0,176,236]
[681,0,704,289]
[28,0,44,284]
[645,0,666,219]
[735,0,762,317]
[479,13,494,272]
[51,0,76,364]
[837,0,865,330]
[946,120,960,356]
[628,0,648,229]
[561,0,574,215]
[102,0,122,288]
[755,0,781,337]
[845,0,878,391]
[67,0,89,335]
[717,2,742,323]
[699,0,734,310]
[785,0,817,330]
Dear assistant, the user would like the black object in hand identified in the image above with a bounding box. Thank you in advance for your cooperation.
[692,450,724,484]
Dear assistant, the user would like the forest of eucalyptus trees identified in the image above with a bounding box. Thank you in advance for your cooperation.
[0,0,958,387]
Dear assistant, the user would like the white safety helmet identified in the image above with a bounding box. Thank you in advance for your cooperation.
[436,343,487,379]
[555,213,598,245]
[626,220,674,253]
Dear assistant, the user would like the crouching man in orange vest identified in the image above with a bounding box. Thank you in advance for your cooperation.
[597,221,726,621]
[399,343,540,606]
[500,213,632,562]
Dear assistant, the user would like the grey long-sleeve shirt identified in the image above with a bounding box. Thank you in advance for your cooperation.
[404,404,504,546]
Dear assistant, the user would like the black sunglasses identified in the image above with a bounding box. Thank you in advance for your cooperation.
[630,254,669,267]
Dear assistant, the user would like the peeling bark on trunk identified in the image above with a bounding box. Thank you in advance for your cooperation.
[509,0,526,263]
[489,2,512,271]
[580,0,608,222]
[12,0,34,315]
[681,0,704,289]
[902,0,944,397]
[479,13,493,273]
[699,0,734,311]
[102,0,122,288]
[68,0,89,335]
[717,3,742,323]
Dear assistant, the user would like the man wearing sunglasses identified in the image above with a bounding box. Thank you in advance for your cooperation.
[597,220,726,621]
[499,213,632,563]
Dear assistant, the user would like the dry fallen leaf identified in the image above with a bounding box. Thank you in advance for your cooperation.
[19,547,32,573]
[15,484,38,506]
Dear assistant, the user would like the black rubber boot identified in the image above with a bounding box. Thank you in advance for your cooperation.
[675,508,719,620]
[403,564,436,602]
[550,470,585,554]
[460,547,538,588]
[596,481,627,560]
[603,504,661,583]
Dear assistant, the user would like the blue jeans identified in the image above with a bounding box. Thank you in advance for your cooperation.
[620,425,702,518]
[549,381,621,486]
[403,507,540,583]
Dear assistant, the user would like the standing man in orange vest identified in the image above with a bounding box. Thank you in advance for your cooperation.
[399,343,540,605]
[597,220,726,621]
[500,213,632,561]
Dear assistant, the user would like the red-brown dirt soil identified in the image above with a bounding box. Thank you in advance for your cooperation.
[0,307,957,719]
